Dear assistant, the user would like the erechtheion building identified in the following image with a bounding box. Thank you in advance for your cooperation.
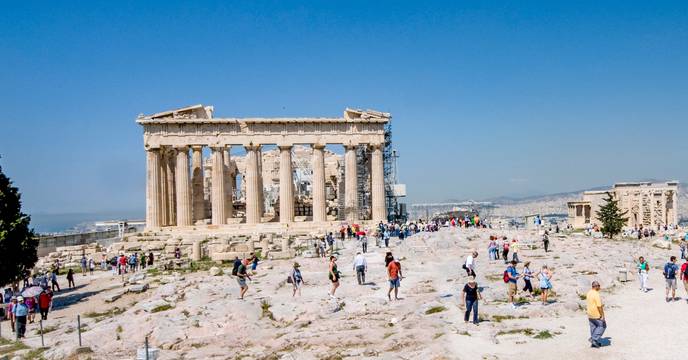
[137,104,391,235]
[567,181,679,229]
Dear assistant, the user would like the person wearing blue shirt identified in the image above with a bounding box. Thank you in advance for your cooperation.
[13,296,29,338]
[663,256,680,302]
[506,261,521,309]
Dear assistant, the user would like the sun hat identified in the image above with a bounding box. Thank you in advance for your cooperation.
[294,262,300,268]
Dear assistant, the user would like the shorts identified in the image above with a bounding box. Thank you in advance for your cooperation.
[666,278,677,290]
[237,278,247,288]
[684,281,688,292]
[389,278,400,288]
[330,276,339,283]
[507,282,517,296]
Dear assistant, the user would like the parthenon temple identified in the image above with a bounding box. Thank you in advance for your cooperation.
[137,104,391,234]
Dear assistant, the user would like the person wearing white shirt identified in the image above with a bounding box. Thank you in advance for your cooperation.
[463,251,478,277]
[353,252,368,285]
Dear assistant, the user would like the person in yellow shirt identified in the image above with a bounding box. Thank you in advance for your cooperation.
[586,281,606,348]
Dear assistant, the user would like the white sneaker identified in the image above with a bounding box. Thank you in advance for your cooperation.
[511,304,517,310]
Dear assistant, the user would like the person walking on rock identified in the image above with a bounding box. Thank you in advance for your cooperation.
[289,262,305,297]
[635,256,650,292]
[505,260,520,309]
[360,233,368,253]
[663,256,679,302]
[353,252,368,285]
[462,275,482,325]
[13,296,29,338]
[537,265,553,305]
[50,270,60,292]
[542,231,550,253]
[328,256,340,298]
[38,289,52,320]
[511,239,520,263]
[586,281,606,348]
[502,237,510,262]
[80,255,88,276]
[463,251,478,277]
[387,256,402,301]
[231,256,241,276]
[236,259,251,300]
[522,262,534,297]
[680,257,688,303]
[66,268,75,288]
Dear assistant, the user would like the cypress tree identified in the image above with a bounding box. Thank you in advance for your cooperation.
[0,163,38,286]
[596,192,629,238]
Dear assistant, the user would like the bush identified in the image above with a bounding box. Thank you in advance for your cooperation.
[425,306,447,315]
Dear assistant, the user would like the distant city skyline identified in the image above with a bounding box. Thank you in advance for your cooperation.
[1,1,687,218]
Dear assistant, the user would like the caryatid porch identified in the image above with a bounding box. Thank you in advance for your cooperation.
[137,105,390,230]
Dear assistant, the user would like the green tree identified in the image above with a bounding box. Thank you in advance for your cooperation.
[0,163,38,286]
[595,192,629,238]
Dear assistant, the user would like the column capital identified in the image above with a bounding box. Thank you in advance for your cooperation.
[343,143,359,150]
[369,142,385,150]
[244,144,261,151]
[278,144,293,151]
[174,145,190,151]
[312,143,326,150]
[190,145,204,151]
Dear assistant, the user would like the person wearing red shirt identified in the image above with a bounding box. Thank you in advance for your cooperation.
[387,257,403,301]
[38,290,52,320]
[681,259,688,301]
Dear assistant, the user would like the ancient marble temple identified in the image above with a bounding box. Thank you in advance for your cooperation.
[567,181,679,229]
[137,104,389,231]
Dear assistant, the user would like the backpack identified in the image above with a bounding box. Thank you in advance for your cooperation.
[683,264,688,278]
[664,263,676,279]
[503,269,510,283]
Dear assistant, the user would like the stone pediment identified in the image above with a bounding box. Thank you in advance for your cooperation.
[139,104,214,120]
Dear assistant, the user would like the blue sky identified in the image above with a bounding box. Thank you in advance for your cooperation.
[1,1,687,218]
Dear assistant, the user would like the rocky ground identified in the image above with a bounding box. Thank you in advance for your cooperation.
[1,227,685,359]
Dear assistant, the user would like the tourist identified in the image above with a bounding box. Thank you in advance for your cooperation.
[250,252,259,271]
[8,296,17,333]
[537,265,553,305]
[101,253,108,270]
[319,238,327,258]
[66,268,75,288]
[89,258,95,275]
[502,237,509,262]
[38,289,52,320]
[505,260,520,309]
[236,259,251,300]
[24,294,36,324]
[231,256,241,276]
[50,271,60,292]
[511,239,520,263]
[148,252,154,266]
[635,256,650,292]
[462,275,482,325]
[663,256,679,302]
[463,251,477,277]
[360,233,368,253]
[289,262,305,297]
[487,236,497,261]
[586,281,606,348]
[339,227,346,244]
[13,296,29,338]
[80,255,88,276]
[139,252,147,270]
[522,262,534,296]
[327,232,335,253]
[542,231,550,252]
[175,247,181,259]
[387,255,402,301]
[353,251,368,285]
[680,257,688,302]
[118,254,127,274]
[328,256,340,298]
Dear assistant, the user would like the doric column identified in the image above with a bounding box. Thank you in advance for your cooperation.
[312,144,327,222]
[257,146,264,216]
[211,147,227,225]
[223,146,234,218]
[245,145,262,224]
[344,144,359,222]
[191,146,205,222]
[165,149,177,226]
[279,145,294,223]
[371,143,386,223]
[174,146,192,226]
[159,150,169,226]
[146,148,162,228]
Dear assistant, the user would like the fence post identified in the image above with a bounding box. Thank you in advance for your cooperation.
[39,320,44,347]
[145,336,149,360]
[77,314,82,347]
